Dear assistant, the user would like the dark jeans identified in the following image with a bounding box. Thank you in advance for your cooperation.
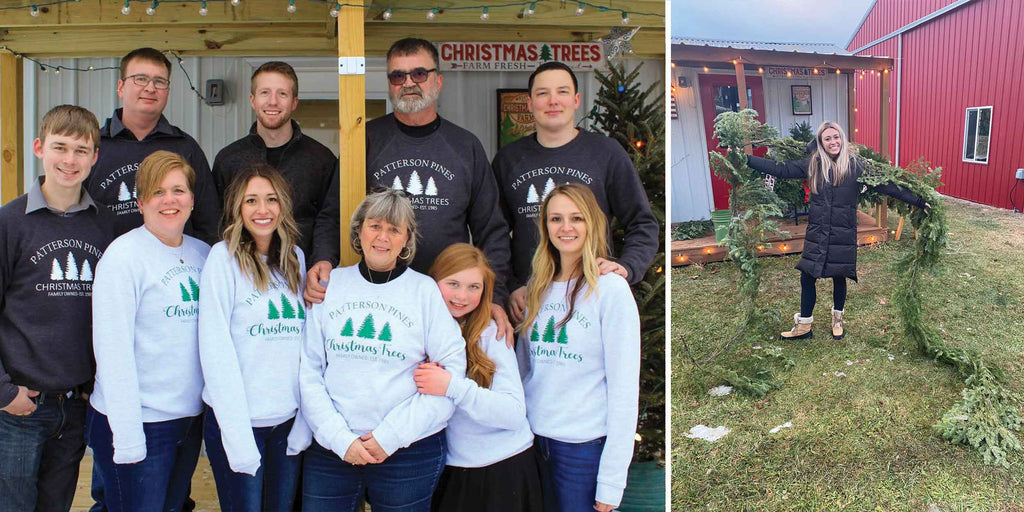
[534,435,605,512]
[800,271,847,317]
[302,431,446,512]
[0,394,87,512]
[204,406,301,512]
[86,406,203,512]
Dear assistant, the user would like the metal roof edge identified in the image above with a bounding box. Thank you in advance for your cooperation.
[845,0,879,49]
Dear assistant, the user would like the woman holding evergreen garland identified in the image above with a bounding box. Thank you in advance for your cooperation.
[413,243,542,512]
[299,188,467,512]
[198,164,311,511]
[746,121,929,340]
[88,151,211,512]
[519,183,640,512]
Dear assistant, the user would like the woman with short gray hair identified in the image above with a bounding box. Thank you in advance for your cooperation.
[299,188,467,512]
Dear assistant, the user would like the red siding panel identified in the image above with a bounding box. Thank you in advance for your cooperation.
[850,0,1022,209]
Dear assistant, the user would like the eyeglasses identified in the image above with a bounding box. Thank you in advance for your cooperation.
[123,74,170,90]
[386,68,437,86]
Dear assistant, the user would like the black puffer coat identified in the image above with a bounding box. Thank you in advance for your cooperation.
[746,149,926,281]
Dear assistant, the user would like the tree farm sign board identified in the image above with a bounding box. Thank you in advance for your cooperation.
[438,42,605,71]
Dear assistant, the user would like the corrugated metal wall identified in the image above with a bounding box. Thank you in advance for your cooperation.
[762,74,850,138]
[670,67,714,222]
[848,0,959,50]
[850,0,1023,209]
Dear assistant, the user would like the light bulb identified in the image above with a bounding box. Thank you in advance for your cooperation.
[620,11,629,24]
[575,3,584,15]
[198,1,207,16]
[329,3,339,17]
[230,0,240,6]
[382,8,392,20]
[426,8,437,19]
[287,0,296,13]
[30,5,39,16]
[480,7,488,20]
[121,1,130,15]
[146,1,156,16]
[526,2,535,16]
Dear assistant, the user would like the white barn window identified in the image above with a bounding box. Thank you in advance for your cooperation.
[963,106,992,164]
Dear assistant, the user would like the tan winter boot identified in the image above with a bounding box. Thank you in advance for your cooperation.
[831,308,845,340]
[780,313,813,340]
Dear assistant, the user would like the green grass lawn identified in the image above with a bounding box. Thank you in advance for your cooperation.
[672,198,1024,511]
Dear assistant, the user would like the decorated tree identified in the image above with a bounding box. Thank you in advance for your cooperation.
[591,61,665,463]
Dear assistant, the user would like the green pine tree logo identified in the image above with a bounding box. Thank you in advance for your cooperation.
[539,44,553,61]
[530,322,540,341]
[356,314,376,339]
[542,316,556,343]
[268,302,280,319]
[280,294,296,319]
[556,325,568,344]
[379,322,392,342]
[179,278,200,302]
[340,318,354,336]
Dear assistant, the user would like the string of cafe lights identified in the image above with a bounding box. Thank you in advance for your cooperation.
[0,0,663,23]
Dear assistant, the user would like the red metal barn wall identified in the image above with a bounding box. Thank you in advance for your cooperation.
[848,0,1024,209]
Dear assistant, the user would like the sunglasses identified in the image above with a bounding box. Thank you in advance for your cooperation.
[386,67,437,86]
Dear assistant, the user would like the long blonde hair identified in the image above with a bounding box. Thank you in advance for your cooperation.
[429,244,496,389]
[807,121,853,194]
[221,164,303,294]
[519,183,608,334]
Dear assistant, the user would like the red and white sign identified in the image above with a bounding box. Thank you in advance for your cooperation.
[438,42,604,72]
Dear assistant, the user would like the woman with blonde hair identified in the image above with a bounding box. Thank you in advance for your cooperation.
[89,150,210,511]
[518,183,640,512]
[299,188,466,512]
[746,121,929,340]
[413,243,541,511]
[198,163,311,511]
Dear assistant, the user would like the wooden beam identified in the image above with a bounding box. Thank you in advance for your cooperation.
[733,59,748,110]
[0,0,663,28]
[846,72,856,138]
[0,23,664,58]
[877,68,890,229]
[672,44,893,71]
[1,50,24,204]
[338,5,366,266]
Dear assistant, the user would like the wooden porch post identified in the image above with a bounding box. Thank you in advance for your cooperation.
[846,71,856,139]
[733,59,752,155]
[1,50,25,204]
[876,68,891,229]
[337,5,366,266]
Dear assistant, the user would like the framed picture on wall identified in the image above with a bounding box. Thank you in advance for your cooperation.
[497,89,535,149]
[791,85,812,115]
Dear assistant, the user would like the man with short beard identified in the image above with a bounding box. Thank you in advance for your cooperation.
[304,37,513,341]
[212,61,340,269]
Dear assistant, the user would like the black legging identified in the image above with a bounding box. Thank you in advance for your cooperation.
[800,271,847,317]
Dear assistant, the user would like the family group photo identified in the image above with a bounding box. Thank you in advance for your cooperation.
[0,1,666,511]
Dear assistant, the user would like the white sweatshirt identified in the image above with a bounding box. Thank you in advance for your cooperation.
[91,226,210,464]
[198,242,313,476]
[443,321,534,468]
[522,273,640,507]
[300,265,466,457]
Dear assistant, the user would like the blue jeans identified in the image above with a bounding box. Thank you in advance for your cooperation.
[534,435,605,512]
[204,406,301,512]
[86,406,203,512]
[302,430,446,512]
[0,394,87,512]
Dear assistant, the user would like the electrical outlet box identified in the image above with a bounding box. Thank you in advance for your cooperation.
[1016,168,1024,180]
[338,57,366,75]
[204,79,225,106]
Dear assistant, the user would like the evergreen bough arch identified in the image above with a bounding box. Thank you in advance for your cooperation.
[699,109,1022,467]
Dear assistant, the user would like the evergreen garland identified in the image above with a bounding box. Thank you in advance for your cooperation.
[696,109,1022,466]
[592,62,665,462]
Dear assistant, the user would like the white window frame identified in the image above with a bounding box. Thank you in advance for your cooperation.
[962,106,993,164]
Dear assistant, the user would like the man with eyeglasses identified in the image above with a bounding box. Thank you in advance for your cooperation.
[303,37,514,342]
[85,47,220,244]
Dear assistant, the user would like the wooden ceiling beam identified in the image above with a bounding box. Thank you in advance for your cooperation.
[0,0,663,28]
[1,22,664,58]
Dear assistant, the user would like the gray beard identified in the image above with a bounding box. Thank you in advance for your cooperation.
[391,87,438,114]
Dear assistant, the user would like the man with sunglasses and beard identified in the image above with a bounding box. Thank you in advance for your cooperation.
[304,37,514,342]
